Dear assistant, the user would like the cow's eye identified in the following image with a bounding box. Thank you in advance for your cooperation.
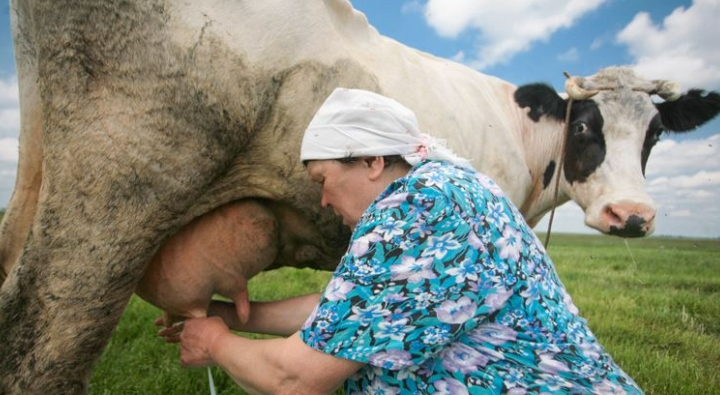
[573,122,588,135]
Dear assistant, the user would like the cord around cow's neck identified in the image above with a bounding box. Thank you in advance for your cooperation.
[544,97,574,249]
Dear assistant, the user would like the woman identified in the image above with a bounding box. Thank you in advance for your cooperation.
[164,88,644,395]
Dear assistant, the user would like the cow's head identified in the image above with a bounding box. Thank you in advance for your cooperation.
[515,67,720,237]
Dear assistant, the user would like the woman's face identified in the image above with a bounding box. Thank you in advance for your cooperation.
[306,159,378,230]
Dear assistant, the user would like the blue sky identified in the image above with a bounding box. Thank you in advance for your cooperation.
[0,0,719,238]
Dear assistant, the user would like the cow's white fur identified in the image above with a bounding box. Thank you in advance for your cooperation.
[168,0,538,212]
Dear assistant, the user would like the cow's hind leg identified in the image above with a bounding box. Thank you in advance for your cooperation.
[0,151,238,393]
[0,104,243,393]
[0,15,43,286]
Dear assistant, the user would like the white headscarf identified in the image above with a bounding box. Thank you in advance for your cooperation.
[300,88,473,169]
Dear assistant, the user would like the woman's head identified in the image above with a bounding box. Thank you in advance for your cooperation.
[305,156,408,229]
[300,88,472,168]
[300,88,470,229]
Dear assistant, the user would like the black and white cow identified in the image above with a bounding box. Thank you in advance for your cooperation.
[514,69,720,236]
[1,0,719,393]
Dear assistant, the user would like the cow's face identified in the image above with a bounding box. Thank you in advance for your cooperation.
[515,67,720,237]
[567,88,660,237]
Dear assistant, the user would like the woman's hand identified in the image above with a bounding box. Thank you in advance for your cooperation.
[157,319,184,343]
[177,316,230,368]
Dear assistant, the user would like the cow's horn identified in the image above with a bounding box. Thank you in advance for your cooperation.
[563,71,599,100]
[652,79,681,102]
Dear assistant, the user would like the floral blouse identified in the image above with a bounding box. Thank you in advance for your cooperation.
[300,160,644,395]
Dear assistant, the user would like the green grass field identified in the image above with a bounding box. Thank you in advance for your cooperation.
[89,233,720,394]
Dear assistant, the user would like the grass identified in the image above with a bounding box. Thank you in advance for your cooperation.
[89,266,334,395]
[88,233,720,394]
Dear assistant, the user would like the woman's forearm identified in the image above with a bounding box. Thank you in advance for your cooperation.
[208,293,321,336]
[179,319,359,395]
[209,332,360,395]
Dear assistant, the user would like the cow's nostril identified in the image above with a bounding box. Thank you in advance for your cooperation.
[602,205,624,227]
[600,202,656,237]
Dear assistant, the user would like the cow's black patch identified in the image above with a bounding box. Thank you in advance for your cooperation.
[563,101,606,184]
[515,83,607,184]
[642,89,720,176]
[655,89,720,132]
[542,160,555,189]
[641,115,663,175]
[514,83,566,122]
[609,215,647,238]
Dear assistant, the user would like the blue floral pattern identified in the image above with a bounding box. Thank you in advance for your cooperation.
[300,161,643,395]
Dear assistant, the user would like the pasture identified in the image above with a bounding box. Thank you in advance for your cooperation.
[86,233,720,395]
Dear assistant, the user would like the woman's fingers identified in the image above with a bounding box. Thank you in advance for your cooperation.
[158,320,185,343]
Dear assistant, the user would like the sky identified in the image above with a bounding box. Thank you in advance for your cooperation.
[0,0,719,238]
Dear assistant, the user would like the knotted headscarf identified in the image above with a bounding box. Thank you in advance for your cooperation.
[300,88,473,169]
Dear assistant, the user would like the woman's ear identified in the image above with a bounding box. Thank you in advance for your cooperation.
[366,156,385,181]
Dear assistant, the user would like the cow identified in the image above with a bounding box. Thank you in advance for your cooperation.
[1,0,718,393]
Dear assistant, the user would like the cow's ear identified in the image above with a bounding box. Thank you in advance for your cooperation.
[514,83,567,122]
[655,89,720,132]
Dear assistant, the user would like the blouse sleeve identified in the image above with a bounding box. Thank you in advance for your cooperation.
[299,187,510,371]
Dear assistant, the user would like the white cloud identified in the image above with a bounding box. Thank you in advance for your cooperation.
[590,36,605,51]
[0,138,18,162]
[646,134,720,237]
[0,107,20,138]
[647,134,720,201]
[0,74,20,140]
[401,1,424,14]
[0,74,20,206]
[535,201,596,236]
[668,209,692,218]
[450,51,467,63]
[0,75,19,106]
[557,47,579,63]
[617,0,720,90]
[670,171,720,189]
[423,0,607,70]
[646,135,720,178]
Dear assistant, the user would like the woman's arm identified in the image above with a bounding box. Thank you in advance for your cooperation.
[158,293,321,341]
[179,316,363,395]
[209,293,321,336]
